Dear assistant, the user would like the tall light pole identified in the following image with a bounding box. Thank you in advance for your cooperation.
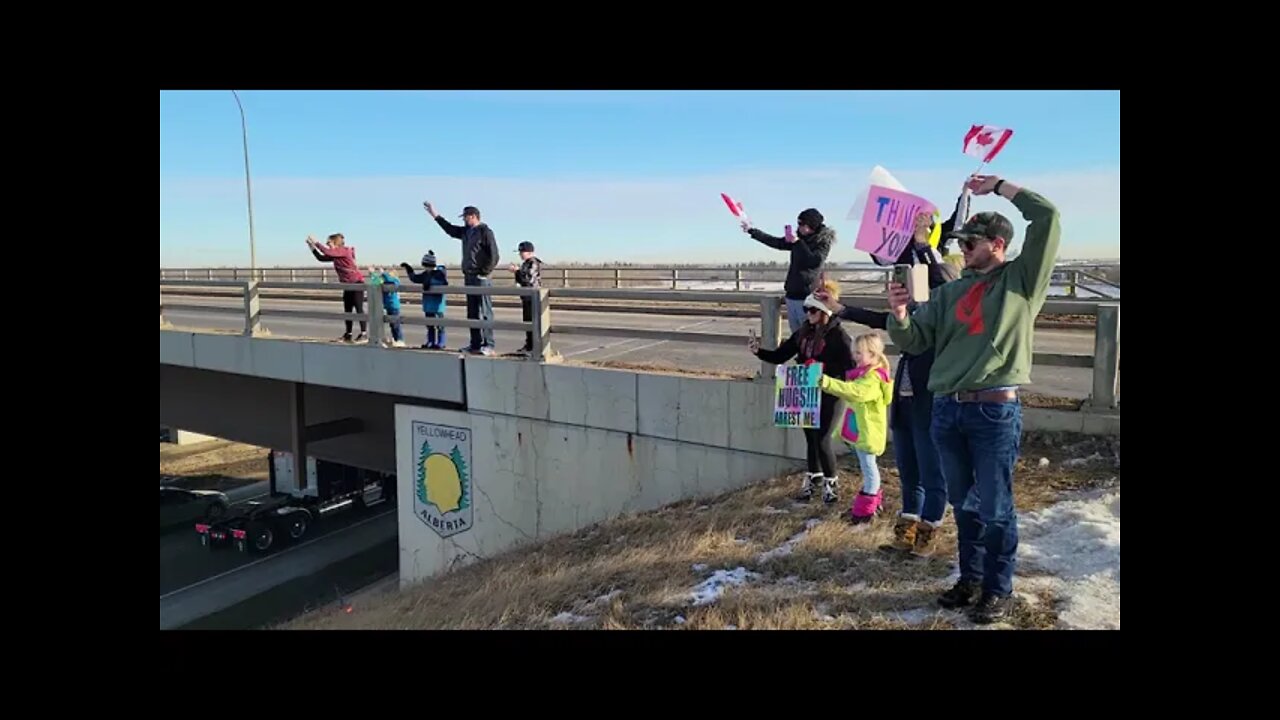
[231,90,258,279]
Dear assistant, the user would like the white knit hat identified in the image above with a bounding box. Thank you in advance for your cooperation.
[802,293,834,316]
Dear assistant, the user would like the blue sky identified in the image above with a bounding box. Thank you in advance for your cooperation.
[160,90,1120,267]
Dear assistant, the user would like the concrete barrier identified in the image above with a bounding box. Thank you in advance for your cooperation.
[163,428,218,445]
[160,330,466,405]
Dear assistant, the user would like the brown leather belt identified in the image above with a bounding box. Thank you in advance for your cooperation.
[952,389,1018,404]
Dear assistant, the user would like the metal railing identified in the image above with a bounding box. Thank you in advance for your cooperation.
[159,263,1120,298]
[160,279,1121,410]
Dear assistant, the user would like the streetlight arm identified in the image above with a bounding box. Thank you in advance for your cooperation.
[231,90,258,277]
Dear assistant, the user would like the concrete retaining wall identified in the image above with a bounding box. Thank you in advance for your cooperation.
[171,429,217,445]
[395,363,813,585]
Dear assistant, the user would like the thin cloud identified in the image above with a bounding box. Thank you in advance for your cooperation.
[160,166,1119,266]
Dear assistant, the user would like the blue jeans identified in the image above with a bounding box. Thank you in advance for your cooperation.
[931,396,1022,597]
[464,274,495,350]
[854,448,881,494]
[893,395,947,523]
[424,311,446,348]
[785,297,806,335]
[387,311,403,342]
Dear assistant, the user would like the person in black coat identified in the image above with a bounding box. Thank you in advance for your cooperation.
[750,280,854,505]
[819,218,962,557]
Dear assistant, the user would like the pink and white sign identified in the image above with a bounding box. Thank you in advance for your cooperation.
[853,185,938,263]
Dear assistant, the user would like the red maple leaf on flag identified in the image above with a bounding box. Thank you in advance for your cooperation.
[963,125,1013,163]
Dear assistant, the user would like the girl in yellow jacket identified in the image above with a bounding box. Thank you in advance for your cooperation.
[819,333,894,524]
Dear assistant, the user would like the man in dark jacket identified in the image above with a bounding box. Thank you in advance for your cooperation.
[424,202,500,355]
[740,208,835,333]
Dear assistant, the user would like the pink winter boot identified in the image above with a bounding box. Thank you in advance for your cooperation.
[848,491,883,525]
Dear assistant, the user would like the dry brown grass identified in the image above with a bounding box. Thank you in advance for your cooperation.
[284,432,1117,631]
[1021,393,1087,412]
[159,440,268,491]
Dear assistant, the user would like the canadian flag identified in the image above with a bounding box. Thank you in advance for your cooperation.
[963,125,1014,163]
[720,193,750,223]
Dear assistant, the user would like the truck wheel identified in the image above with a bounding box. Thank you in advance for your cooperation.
[287,513,309,541]
[249,524,274,553]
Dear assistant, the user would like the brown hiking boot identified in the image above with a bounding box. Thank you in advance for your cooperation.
[911,522,939,557]
[878,516,918,553]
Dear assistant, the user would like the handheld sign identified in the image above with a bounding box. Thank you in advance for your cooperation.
[854,185,938,263]
[848,165,909,222]
[774,363,824,428]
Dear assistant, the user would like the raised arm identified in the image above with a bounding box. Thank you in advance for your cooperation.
[836,304,889,331]
[424,201,466,239]
[754,332,801,365]
[886,287,942,356]
[747,227,790,251]
[435,216,466,240]
[1006,184,1061,303]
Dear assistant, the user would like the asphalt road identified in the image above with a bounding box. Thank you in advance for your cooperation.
[164,297,1100,399]
[158,480,390,597]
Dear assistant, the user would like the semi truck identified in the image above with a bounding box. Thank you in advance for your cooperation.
[195,451,394,554]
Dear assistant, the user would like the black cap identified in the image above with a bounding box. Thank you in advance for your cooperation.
[460,206,481,218]
[797,208,824,228]
[946,211,1015,244]
[517,241,535,253]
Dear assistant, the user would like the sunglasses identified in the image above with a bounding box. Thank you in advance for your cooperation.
[960,237,996,251]
[804,306,824,315]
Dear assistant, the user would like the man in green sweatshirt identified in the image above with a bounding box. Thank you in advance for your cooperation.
[886,174,1061,624]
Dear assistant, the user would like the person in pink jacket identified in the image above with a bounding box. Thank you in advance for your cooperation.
[307,233,367,342]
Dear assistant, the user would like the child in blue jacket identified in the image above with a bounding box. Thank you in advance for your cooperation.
[400,251,449,349]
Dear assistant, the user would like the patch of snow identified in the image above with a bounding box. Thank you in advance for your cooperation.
[723,625,738,630]
[689,567,762,606]
[1038,457,1051,468]
[551,612,590,624]
[692,563,709,573]
[1018,489,1120,630]
[673,615,686,625]
[589,590,622,609]
[762,506,790,515]
[895,607,939,626]
[757,518,824,563]
[1063,452,1104,468]
[696,505,710,512]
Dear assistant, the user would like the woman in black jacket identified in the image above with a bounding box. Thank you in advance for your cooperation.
[820,232,961,557]
[750,280,854,505]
